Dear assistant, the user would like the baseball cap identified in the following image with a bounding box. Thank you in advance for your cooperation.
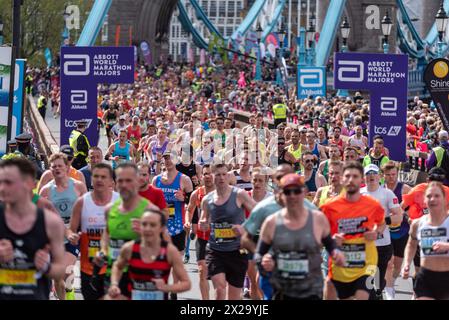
[60,145,74,157]
[279,174,305,189]
[438,130,449,140]
[119,115,126,120]
[364,164,379,175]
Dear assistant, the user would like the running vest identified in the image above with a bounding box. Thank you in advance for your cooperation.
[49,178,77,225]
[0,207,50,300]
[234,171,253,191]
[176,162,197,181]
[127,240,171,300]
[205,187,245,252]
[195,187,210,241]
[80,192,120,275]
[107,198,149,274]
[155,172,184,236]
[349,136,366,157]
[37,96,46,109]
[270,210,323,299]
[322,161,329,181]
[272,104,287,119]
[417,215,449,257]
[305,170,318,193]
[287,144,302,161]
[311,143,320,167]
[112,142,131,169]
[319,186,344,207]
[389,182,410,240]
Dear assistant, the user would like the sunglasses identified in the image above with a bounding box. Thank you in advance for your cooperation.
[283,188,303,196]
[304,159,314,163]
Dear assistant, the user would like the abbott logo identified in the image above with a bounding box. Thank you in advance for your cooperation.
[380,97,397,111]
[299,69,323,88]
[337,60,364,82]
[63,54,90,76]
[70,90,87,104]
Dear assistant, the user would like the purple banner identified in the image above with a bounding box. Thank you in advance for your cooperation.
[60,47,134,146]
[334,52,408,161]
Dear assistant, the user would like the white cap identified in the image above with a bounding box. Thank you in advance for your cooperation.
[364,164,380,175]
[439,130,449,140]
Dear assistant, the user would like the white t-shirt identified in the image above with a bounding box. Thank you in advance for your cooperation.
[361,186,400,246]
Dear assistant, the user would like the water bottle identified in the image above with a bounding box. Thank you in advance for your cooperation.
[89,252,105,292]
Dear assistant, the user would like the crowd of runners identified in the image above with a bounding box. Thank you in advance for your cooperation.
[0,59,449,300]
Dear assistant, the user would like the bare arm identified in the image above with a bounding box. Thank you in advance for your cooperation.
[390,206,403,226]
[316,173,327,189]
[43,209,66,280]
[402,220,419,277]
[312,187,324,207]
[110,241,133,286]
[164,244,191,293]
[37,170,53,193]
[237,189,256,213]
[75,180,88,196]
[68,197,83,242]
[185,189,199,228]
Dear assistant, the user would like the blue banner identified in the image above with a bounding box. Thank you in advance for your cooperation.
[44,48,52,67]
[60,47,135,146]
[297,66,326,99]
[12,59,26,139]
[334,52,408,161]
[0,47,13,155]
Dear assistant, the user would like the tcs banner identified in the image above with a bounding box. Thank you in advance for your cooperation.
[60,47,134,146]
[334,52,408,161]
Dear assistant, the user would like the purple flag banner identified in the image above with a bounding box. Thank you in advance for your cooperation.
[334,52,408,161]
[60,47,134,146]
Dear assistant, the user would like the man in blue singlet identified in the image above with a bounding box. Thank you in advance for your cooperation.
[105,129,136,169]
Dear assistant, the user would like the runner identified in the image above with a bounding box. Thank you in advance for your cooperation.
[229,154,253,191]
[284,129,302,172]
[402,181,449,300]
[39,153,87,300]
[102,105,120,147]
[127,116,142,162]
[305,130,327,169]
[382,161,412,300]
[0,158,65,300]
[137,162,168,214]
[38,145,86,192]
[348,126,369,160]
[257,173,345,300]
[101,163,159,299]
[67,163,119,300]
[107,209,191,300]
[185,165,215,300]
[199,163,256,300]
[314,160,345,300]
[79,147,104,191]
[105,129,136,170]
[343,147,359,163]
[301,151,326,201]
[321,161,386,300]
[361,164,403,300]
[318,144,342,182]
[153,150,193,299]
[363,135,390,168]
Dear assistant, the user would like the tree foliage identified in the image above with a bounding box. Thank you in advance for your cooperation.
[0,0,93,65]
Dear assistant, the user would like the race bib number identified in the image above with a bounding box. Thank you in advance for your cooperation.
[276,252,309,279]
[109,239,125,261]
[213,222,236,243]
[0,269,37,286]
[132,290,164,300]
[132,281,164,300]
[168,206,175,218]
[88,239,101,258]
[341,243,366,268]
[421,228,448,255]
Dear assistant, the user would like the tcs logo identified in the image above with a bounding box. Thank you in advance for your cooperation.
[63,54,90,76]
[299,68,324,87]
[337,60,364,82]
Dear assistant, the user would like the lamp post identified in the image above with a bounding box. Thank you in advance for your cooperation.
[337,16,351,97]
[0,15,3,45]
[255,22,263,81]
[436,2,449,58]
[381,10,393,54]
[276,21,287,87]
[306,15,316,66]
[62,6,70,46]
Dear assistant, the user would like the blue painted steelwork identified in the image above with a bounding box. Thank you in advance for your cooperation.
[189,0,224,39]
[77,0,112,46]
[261,0,288,42]
[231,0,268,40]
[315,0,347,67]
[177,1,208,49]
